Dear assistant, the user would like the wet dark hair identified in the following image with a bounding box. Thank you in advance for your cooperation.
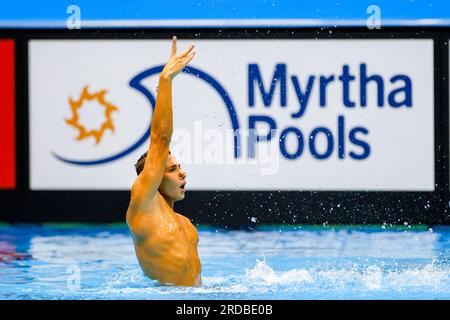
[135,150,171,176]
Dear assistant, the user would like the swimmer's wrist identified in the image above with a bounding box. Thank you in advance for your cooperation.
[159,73,172,82]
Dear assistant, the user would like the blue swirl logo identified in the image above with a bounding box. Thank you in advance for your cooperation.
[52,65,241,165]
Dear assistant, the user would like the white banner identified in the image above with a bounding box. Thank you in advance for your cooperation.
[29,39,434,191]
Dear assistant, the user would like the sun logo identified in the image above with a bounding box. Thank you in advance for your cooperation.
[66,85,119,145]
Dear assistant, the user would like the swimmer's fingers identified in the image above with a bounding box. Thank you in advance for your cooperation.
[175,52,195,75]
[162,40,195,79]
[170,52,195,78]
[183,51,195,66]
[178,45,195,58]
[173,50,195,70]
[171,36,177,57]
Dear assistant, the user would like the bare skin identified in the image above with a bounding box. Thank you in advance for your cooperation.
[126,36,201,286]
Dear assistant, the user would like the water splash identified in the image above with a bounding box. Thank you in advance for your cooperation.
[2,225,450,299]
[245,258,313,284]
[242,258,449,293]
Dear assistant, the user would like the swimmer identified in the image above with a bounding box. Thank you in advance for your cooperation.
[126,36,201,286]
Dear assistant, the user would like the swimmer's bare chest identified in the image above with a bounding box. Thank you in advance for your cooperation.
[126,192,198,243]
[126,193,201,286]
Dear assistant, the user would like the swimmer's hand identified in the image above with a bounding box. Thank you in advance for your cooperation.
[160,36,195,80]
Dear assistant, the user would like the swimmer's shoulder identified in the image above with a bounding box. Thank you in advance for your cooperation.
[174,212,194,226]
[129,177,161,208]
[126,191,166,233]
[175,213,199,241]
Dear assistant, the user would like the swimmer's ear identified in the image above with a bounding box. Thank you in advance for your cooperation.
[171,36,177,57]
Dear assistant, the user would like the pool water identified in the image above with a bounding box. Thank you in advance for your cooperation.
[0,224,449,300]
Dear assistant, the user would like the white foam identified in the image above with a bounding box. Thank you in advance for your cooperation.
[242,259,450,293]
[245,259,313,284]
[362,266,383,290]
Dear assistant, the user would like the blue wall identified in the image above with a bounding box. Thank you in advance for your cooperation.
[1,0,450,27]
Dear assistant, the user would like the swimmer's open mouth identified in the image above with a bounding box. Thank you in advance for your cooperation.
[180,182,187,190]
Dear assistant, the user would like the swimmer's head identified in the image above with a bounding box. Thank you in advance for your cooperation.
[134,151,187,202]
[135,151,171,175]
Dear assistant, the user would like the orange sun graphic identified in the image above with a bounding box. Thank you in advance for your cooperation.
[66,85,119,145]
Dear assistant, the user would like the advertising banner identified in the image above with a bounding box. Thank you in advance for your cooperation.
[29,39,434,191]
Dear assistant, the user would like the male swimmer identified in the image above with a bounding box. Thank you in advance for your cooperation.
[126,36,201,286]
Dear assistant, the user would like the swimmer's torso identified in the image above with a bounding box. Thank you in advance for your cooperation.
[126,192,201,286]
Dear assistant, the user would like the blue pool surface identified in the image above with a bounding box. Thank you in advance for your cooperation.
[0,224,449,300]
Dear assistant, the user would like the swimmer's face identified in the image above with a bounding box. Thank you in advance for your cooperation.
[158,154,187,202]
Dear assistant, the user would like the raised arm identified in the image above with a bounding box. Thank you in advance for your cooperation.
[132,36,195,203]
